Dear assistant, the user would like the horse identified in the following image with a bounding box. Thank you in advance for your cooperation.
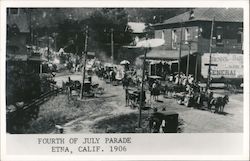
[149,117,162,133]
[63,79,81,95]
[210,95,229,113]
[148,109,168,133]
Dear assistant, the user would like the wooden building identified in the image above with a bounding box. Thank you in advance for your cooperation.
[148,8,243,83]
[7,8,43,74]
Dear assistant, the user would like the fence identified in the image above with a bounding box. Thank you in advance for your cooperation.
[6,83,63,133]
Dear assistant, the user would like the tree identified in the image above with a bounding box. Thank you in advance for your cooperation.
[6,62,41,105]
[55,8,133,61]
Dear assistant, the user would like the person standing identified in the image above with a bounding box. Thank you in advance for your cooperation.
[151,81,157,101]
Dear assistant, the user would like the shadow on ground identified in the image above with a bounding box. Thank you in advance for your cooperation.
[91,112,184,133]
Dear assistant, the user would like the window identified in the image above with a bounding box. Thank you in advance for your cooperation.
[184,28,190,42]
[237,27,243,44]
[237,32,242,43]
[172,29,177,49]
[216,26,223,44]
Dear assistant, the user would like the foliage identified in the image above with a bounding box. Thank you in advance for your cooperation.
[27,8,190,61]
[55,8,133,59]
[6,62,41,105]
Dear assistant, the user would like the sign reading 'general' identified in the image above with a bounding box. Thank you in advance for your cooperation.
[201,53,243,79]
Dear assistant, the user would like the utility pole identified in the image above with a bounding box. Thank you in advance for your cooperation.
[207,17,215,90]
[194,54,198,82]
[47,33,50,62]
[75,34,78,72]
[138,36,149,128]
[80,26,88,99]
[111,28,114,64]
[186,42,191,77]
[177,23,183,85]
[53,32,58,52]
[28,9,32,45]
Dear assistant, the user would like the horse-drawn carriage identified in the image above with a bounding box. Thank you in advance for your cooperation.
[62,77,104,97]
[126,88,146,108]
[148,109,179,133]
[177,92,205,107]
[174,86,229,114]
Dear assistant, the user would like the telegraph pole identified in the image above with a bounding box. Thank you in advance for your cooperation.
[194,54,198,82]
[186,42,191,77]
[111,28,114,64]
[47,33,50,62]
[80,26,88,99]
[207,17,215,90]
[177,23,183,85]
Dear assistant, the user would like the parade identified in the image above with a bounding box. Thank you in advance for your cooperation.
[6,8,243,134]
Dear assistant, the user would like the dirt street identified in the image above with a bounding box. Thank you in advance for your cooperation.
[54,74,243,133]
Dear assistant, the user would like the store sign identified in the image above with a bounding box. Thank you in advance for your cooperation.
[201,53,243,78]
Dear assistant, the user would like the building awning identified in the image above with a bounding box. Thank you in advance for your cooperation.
[139,49,197,60]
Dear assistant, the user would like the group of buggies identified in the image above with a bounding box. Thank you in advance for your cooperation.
[95,66,124,86]
[146,75,230,114]
[62,76,104,97]
[169,83,229,114]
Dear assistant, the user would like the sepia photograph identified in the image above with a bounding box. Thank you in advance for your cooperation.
[5,7,244,134]
[1,0,249,160]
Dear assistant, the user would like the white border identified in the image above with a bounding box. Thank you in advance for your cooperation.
[0,0,249,160]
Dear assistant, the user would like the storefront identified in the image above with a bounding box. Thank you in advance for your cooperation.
[139,49,198,80]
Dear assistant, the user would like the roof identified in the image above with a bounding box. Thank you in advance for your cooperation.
[139,49,196,60]
[127,22,146,33]
[7,14,30,33]
[154,8,243,26]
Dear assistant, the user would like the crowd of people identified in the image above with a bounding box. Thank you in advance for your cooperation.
[94,61,229,113]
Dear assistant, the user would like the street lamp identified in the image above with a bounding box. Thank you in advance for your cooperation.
[122,37,164,129]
